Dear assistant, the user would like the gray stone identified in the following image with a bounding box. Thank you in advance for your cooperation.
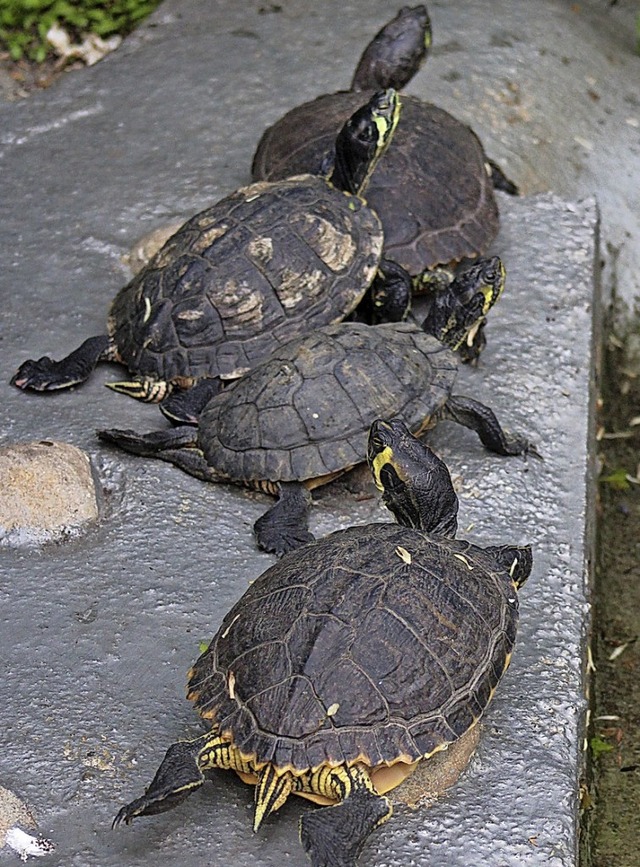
[0,441,99,545]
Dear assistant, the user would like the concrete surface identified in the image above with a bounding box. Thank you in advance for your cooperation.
[5,0,636,322]
[0,2,602,866]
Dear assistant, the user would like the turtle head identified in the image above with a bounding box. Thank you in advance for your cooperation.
[330,88,401,196]
[363,258,412,324]
[367,418,458,537]
[351,5,432,92]
[421,256,505,355]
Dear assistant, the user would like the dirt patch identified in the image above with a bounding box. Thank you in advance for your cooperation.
[584,321,640,865]
[0,49,76,100]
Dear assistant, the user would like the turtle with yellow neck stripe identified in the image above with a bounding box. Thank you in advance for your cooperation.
[113,418,532,866]
[98,252,531,557]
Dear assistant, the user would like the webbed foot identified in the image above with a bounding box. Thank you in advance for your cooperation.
[160,377,223,425]
[254,482,314,556]
[113,740,205,828]
[300,780,391,867]
[11,335,112,391]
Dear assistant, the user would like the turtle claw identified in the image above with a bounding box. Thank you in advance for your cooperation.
[112,803,138,829]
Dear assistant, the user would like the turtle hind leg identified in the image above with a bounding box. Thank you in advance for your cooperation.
[253,482,314,556]
[441,394,538,457]
[97,426,223,482]
[113,738,207,827]
[299,767,392,867]
[10,335,113,392]
[97,426,198,457]
[114,732,256,830]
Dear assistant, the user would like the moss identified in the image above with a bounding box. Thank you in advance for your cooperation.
[0,0,162,62]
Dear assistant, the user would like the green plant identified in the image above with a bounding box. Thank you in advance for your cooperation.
[589,736,614,758]
[600,467,632,491]
[0,0,162,62]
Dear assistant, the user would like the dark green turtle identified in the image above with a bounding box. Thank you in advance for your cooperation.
[98,257,532,555]
[252,5,518,279]
[11,90,406,423]
[113,417,533,867]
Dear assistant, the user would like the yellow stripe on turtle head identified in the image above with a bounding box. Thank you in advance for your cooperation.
[370,445,394,492]
[373,90,401,149]
[480,259,506,314]
[370,443,411,493]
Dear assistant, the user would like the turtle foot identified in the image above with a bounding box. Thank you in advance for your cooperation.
[10,335,112,392]
[11,356,73,392]
[255,521,315,557]
[254,482,314,556]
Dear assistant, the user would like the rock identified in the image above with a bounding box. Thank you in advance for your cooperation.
[122,219,186,274]
[0,441,99,545]
[0,784,55,859]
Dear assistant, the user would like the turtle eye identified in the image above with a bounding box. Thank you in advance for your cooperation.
[483,265,497,283]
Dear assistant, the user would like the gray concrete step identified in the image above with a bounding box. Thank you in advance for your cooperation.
[0,3,599,865]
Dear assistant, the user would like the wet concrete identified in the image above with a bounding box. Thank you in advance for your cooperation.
[0,2,604,865]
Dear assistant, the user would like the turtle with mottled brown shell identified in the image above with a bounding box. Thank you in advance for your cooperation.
[11,90,404,423]
[112,418,532,867]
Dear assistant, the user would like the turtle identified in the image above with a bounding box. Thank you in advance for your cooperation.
[97,256,533,556]
[251,5,519,281]
[10,89,408,424]
[112,416,533,867]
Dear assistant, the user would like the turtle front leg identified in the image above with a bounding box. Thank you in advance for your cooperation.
[11,335,113,392]
[159,377,223,425]
[299,765,392,867]
[353,258,412,324]
[254,482,314,556]
[440,394,538,457]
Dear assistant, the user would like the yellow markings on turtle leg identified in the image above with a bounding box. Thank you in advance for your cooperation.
[395,546,412,565]
[326,702,340,717]
[253,766,294,832]
[509,557,519,578]
[453,553,474,570]
[465,318,482,348]
[106,378,170,402]
[197,735,253,776]
[303,763,354,802]
[502,650,513,675]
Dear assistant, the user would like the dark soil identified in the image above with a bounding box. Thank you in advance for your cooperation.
[0,49,82,100]
[584,324,640,866]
